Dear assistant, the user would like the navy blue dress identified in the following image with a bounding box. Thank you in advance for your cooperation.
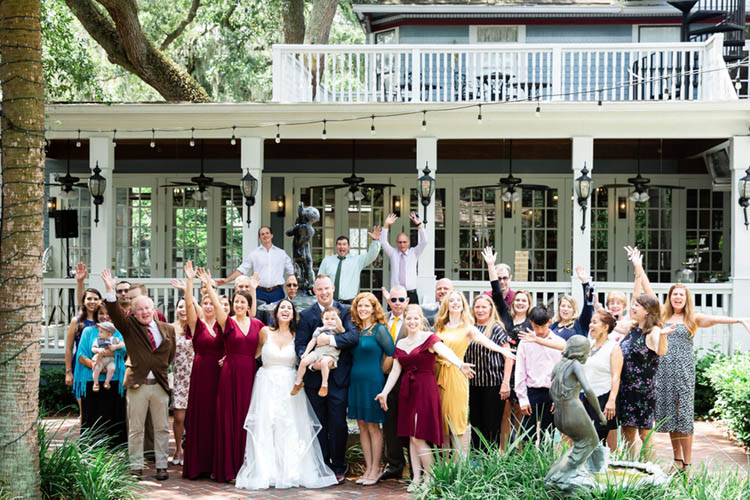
[348,323,395,423]
[617,326,659,429]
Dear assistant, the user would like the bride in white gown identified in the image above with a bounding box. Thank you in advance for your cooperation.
[235,299,337,490]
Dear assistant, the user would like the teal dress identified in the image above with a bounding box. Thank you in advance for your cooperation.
[348,323,395,423]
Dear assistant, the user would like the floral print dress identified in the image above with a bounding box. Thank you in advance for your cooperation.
[171,333,194,410]
[616,326,659,429]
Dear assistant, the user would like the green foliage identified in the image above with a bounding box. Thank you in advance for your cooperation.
[39,365,76,416]
[423,432,750,500]
[694,347,726,420]
[708,352,750,447]
[39,422,141,500]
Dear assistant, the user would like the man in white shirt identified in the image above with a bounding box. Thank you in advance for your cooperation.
[217,226,294,304]
[380,212,429,304]
[317,227,381,304]
[381,285,409,480]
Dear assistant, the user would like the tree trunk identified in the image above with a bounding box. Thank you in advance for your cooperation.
[304,0,339,45]
[0,0,44,497]
[282,0,305,44]
[65,0,211,102]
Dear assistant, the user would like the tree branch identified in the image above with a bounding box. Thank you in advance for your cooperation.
[282,0,305,44]
[304,0,338,45]
[222,0,239,31]
[160,0,201,51]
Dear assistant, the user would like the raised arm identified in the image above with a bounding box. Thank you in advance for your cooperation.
[183,262,199,334]
[359,227,382,268]
[248,272,260,318]
[198,267,228,330]
[75,263,87,308]
[433,341,476,378]
[695,313,750,332]
[101,269,129,336]
[518,328,566,350]
[627,246,644,306]
[575,267,594,334]
[329,308,360,350]
[482,247,513,332]
[410,212,429,256]
[380,213,398,258]
[467,326,516,359]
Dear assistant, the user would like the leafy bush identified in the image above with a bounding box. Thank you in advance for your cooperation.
[39,365,76,416]
[423,432,750,500]
[708,352,750,447]
[39,421,140,500]
[694,347,726,420]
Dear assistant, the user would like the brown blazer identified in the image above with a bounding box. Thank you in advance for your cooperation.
[105,299,176,394]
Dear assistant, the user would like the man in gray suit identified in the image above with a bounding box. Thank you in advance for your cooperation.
[380,285,410,480]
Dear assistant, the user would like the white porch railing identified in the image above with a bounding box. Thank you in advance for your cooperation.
[42,278,735,361]
[272,35,737,103]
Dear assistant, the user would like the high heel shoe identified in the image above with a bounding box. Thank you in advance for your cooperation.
[361,477,379,486]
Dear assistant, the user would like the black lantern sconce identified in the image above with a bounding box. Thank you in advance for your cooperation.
[47,196,58,216]
[88,162,106,227]
[738,166,750,229]
[574,162,592,233]
[241,171,259,226]
[418,162,435,225]
[392,195,402,217]
[276,195,286,217]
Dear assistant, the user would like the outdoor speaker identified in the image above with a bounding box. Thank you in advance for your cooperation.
[54,209,78,239]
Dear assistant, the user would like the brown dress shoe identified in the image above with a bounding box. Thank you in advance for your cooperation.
[291,381,304,395]
[156,468,169,481]
[318,385,328,397]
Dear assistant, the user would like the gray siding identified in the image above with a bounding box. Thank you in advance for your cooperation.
[526,24,634,44]
[398,25,470,44]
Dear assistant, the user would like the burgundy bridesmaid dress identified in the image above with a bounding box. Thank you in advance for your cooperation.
[213,316,262,483]
[393,333,444,446]
[182,320,224,479]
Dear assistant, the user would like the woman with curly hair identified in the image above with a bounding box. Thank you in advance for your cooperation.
[347,292,395,485]
[433,290,516,454]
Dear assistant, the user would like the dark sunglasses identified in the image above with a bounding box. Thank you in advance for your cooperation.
[116,289,129,293]
[390,297,406,303]
[286,283,299,287]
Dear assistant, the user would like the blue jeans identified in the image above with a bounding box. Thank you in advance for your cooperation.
[256,286,284,304]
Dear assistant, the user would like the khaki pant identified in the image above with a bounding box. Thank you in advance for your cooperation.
[126,383,169,469]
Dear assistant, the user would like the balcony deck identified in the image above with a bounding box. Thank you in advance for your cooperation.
[272,35,737,104]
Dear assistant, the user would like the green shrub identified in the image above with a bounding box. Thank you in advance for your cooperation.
[39,365,76,416]
[39,421,141,500]
[708,352,750,447]
[694,347,726,420]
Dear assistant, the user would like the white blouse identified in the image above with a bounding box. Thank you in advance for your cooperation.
[584,339,617,397]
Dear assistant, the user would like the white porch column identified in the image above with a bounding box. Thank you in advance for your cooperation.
[416,137,437,303]
[571,136,593,306]
[240,137,263,259]
[89,136,115,290]
[729,136,750,352]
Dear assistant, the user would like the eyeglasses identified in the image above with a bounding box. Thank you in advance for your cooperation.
[390,297,406,303]
[116,289,129,294]
[498,276,511,281]
[286,283,299,288]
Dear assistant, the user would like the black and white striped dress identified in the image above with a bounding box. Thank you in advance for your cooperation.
[654,323,695,434]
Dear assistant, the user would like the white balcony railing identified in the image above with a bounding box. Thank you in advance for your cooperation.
[42,278,734,361]
[272,35,737,104]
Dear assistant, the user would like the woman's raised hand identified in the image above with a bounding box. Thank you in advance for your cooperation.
[482,247,496,267]
[196,267,212,284]
[575,265,590,283]
[100,268,117,292]
[170,279,187,291]
[184,261,196,280]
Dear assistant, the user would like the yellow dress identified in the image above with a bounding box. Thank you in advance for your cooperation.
[436,325,471,438]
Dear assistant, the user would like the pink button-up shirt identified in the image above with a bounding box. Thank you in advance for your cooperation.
[514,332,564,408]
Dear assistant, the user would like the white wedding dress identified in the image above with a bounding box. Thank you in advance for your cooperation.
[235,339,337,490]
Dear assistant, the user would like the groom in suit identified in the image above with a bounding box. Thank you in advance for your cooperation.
[295,274,359,483]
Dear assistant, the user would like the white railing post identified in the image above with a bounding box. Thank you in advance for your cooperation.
[240,137,264,265]
[551,47,563,101]
[416,137,436,302]
[89,136,114,291]
[412,48,422,103]
[729,136,750,352]
[272,45,282,102]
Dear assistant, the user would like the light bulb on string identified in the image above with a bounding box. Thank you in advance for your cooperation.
[150,128,156,148]
[597,91,603,110]
[421,111,427,131]
[321,119,327,140]
[76,129,81,148]
[477,104,483,125]
[370,115,376,136]
[112,129,117,148]
[735,74,742,91]
[230,125,237,146]
[535,99,541,118]
[275,124,281,144]
[189,127,195,147]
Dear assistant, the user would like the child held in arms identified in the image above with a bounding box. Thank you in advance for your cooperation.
[292,307,343,398]
[91,321,124,392]
[515,305,563,442]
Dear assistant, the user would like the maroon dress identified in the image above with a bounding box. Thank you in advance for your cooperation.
[182,320,224,479]
[393,333,443,446]
[213,316,262,483]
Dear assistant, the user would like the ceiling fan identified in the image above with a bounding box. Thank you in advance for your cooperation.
[601,139,684,202]
[309,140,395,201]
[159,140,238,201]
[466,139,551,202]
[45,140,88,200]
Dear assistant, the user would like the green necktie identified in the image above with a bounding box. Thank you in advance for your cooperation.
[333,256,345,302]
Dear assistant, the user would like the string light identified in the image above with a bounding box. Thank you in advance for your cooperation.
[421,111,427,131]
[112,129,117,147]
[535,101,541,118]
[189,127,195,147]
[230,125,237,145]
[75,129,81,147]
[370,115,376,136]
[150,128,155,148]
[597,91,603,110]
[275,124,281,144]
[736,73,742,91]
[321,119,327,140]
[477,104,483,125]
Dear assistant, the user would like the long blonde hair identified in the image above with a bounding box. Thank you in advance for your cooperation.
[661,284,697,337]
[351,292,387,331]
[434,291,474,333]
[553,295,579,328]
[471,294,503,333]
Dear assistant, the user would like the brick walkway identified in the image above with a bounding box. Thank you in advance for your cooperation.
[45,417,748,499]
